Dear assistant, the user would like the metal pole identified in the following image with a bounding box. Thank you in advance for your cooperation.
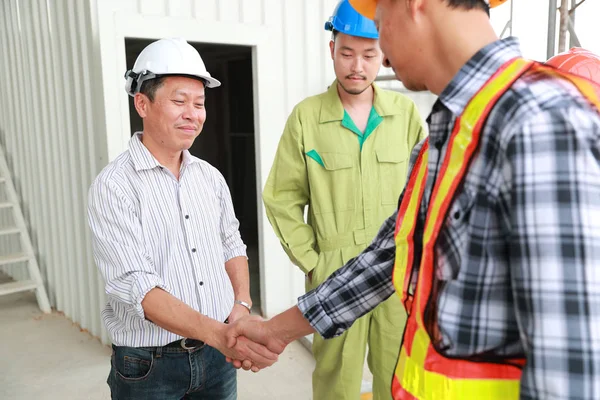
[510,0,514,36]
[499,21,511,38]
[499,0,515,38]
[558,0,569,53]
[567,19,582,47]
[547,0,558,59]
[569,0,577,48]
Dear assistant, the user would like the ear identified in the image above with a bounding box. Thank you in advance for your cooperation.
[407,0,425,18]
[329,40,335,60]
[134,93,150,119]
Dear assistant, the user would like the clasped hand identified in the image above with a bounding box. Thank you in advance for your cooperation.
[220,315,287,372]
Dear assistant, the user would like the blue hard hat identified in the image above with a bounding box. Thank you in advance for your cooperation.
[324,0,378,40]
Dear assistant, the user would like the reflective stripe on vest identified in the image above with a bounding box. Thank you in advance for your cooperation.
[391,57,600,400]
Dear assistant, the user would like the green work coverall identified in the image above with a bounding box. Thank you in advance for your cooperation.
[263,80,426,400]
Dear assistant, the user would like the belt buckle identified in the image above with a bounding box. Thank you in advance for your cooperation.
[180,338,199,350]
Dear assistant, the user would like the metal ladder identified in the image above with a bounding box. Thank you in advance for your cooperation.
[0,143,51,313]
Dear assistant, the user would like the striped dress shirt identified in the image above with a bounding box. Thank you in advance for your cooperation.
[87,132,246,347]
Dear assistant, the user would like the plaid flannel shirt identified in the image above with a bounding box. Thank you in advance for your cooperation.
[298,37,600,400]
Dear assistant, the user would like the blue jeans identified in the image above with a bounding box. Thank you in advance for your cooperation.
[107,342,237,400]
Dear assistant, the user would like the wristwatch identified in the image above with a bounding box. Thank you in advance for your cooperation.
[234,299,252,313]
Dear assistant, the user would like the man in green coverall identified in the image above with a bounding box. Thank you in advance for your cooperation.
[261,1,426,398]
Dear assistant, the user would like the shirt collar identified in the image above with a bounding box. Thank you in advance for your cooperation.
[436,37,523,117]
[319,80,403,123]
[129,132,198,172]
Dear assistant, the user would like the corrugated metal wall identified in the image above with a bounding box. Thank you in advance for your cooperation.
[0,0,109,343]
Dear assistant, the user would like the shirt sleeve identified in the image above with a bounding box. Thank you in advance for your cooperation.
[262,106,320,274]
[505,105,600,400]
[297,210,398,338]
[217,174,247,262]
[87,178,171,320]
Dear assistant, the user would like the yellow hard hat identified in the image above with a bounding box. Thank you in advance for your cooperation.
[349,0,507,20]
[488,0,509,8]
[348,0,377,19]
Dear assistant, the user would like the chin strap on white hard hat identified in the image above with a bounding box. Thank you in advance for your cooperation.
[124,69,158,96]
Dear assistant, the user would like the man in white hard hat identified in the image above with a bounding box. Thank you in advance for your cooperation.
[87,38,276,399]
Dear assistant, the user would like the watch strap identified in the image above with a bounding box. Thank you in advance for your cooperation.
[234,299,252,313]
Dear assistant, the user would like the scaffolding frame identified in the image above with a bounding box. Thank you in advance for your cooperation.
[547,0,582,58]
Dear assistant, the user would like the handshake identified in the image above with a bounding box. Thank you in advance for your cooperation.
[210,306,314,372]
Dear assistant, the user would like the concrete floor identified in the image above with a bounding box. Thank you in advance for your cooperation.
[0,287,375,400]
[0,290,315,400]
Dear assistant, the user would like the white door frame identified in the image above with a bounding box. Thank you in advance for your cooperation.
[95,2,301,318]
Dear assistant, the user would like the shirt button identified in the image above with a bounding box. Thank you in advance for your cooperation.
[185,215,189,219]
[191,248,197,253]
[199,281,204,286]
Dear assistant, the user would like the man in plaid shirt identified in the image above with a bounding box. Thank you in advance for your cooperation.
[228,0,600,398]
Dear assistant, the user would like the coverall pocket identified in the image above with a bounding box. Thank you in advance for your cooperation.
[309,152,356,213]
[305,250,343,292]
[376,149,408,205]
[306,252,324,292]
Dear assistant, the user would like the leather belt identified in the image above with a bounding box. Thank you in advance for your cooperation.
[165,338,204,350]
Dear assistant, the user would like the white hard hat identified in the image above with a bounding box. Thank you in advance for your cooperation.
[124,37,221,96]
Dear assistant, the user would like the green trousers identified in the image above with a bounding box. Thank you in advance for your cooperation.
[308,249,407,400]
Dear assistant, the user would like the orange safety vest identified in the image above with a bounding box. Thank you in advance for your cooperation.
[391,57,600,400]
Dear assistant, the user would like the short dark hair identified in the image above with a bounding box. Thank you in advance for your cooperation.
[445,0,489,14]
[331,29,339,41]
[139,75,208,102]
[139,76,166,102]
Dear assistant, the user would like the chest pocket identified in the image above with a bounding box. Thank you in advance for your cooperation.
[307,152,356,214]
[435,189,476,281]
[376,149,408,205]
